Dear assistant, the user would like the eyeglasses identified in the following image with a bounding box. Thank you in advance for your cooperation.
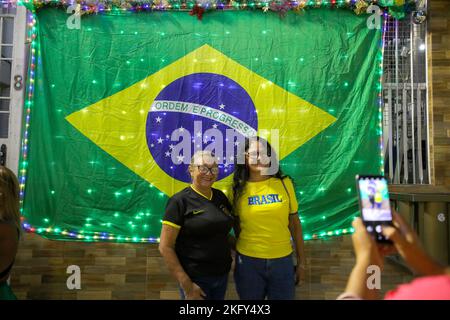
[197,165,219,175]
[246,152,271,161]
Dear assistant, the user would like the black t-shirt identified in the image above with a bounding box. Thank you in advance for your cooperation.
[163,186,234,277]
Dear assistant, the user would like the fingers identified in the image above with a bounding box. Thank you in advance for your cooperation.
[381,225,406,248]
[295,268,305,286]
[392,210,410,231]
[390,208,402,226]
[381,225,396,240]
[351,217,368,239]
[300,273,306,285]
[191,283,206,299]
[392,219,401,229]
[352,217,376,245]
[352,217,364,230]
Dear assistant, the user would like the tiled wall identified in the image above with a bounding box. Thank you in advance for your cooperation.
[10,233,414,300]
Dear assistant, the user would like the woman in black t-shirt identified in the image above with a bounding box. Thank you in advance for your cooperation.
[159,151,234,300]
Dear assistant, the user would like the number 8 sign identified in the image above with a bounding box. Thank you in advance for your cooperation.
[14,75,23,91]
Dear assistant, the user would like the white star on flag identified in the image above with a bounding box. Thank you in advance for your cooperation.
[156,116,162,123]
[150,143,154,148]
[157,137,164,144]
[179,126,184,132]
[177,155,184,162]
[169,144,174,150]
[212,123,218,129]
[219,104,225,110]
[165,151,171,157]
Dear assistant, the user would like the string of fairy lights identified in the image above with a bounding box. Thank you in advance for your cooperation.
[379,16,387,177]
[18,9,36,231]
[14,0,389,243]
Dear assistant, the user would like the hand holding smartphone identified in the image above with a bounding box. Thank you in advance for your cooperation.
[356,175,393,244]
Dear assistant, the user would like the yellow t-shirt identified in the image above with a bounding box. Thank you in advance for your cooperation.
[233,177,298,259]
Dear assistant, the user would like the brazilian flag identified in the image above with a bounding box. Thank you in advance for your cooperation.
[22,7,382,242]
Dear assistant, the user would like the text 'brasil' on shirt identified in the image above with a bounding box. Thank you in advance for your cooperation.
[247,194,282,206]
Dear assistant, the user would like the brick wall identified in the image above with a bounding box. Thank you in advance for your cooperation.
[429,0,450,186]
[9,233,413,300]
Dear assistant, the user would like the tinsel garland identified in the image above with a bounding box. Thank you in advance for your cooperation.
[10,0,417,19]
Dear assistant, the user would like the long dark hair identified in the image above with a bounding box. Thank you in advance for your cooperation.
[232,137,288,205]
[0,166,21,235]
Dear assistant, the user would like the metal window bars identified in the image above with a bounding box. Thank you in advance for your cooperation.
[382,11,429,184]
[0,4,16,139]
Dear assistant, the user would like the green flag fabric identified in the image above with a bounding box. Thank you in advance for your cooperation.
[22,8,382,242]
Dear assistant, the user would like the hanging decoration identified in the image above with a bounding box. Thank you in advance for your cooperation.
[13,0,417,19]
[411,9,426,24]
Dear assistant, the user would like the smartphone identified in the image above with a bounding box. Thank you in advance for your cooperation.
[356,175,393,243]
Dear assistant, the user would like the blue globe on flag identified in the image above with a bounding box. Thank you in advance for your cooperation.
[147,73,258,183]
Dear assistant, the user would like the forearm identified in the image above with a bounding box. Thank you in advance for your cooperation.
[227,234,236,251]
[289,220,306,265]
[412,251,447,276]
[160,246,191,288]
[344,256,380,300]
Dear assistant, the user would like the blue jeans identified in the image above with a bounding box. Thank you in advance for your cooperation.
[179,273,229,300]
[234,252,295,300]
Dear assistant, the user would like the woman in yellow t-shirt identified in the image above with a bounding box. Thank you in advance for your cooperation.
[232,137,307,300]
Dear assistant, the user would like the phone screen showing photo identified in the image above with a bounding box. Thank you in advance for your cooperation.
[357,175,393,243]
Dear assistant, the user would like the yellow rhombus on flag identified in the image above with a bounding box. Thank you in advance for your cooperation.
[66,44,336,197]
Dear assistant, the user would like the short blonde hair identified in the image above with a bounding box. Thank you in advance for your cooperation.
[0,166,21,234]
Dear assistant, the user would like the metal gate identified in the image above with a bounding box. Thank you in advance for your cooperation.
[382,10,430,185]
